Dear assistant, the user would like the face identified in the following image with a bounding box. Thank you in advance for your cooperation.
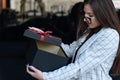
[84,4,100,28]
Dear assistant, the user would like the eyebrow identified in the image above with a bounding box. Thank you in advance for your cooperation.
[84,10,92,13]
[84,11,94,16]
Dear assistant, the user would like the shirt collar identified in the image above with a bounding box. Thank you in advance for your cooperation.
[91,26,102,33]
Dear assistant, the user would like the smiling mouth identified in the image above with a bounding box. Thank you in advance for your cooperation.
[84,17,91,24]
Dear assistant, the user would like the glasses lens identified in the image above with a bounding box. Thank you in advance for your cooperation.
[84,17,91,24]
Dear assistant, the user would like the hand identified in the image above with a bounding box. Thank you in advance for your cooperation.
[28,27,44,33]
[26,65,44,80]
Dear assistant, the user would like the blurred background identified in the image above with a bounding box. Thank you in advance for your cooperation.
[0,0,120,80]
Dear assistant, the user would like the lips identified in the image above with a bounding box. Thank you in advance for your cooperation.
[84,17,91,24]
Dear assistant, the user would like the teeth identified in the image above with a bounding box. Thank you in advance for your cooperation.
[84,17,91,24]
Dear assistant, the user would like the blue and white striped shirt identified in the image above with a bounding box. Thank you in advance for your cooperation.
[43,27,119,80]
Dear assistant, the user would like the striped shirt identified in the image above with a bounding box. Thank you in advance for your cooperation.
[43,27,119,80]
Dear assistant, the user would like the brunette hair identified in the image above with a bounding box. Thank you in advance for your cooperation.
[83,0,120,76]
[68,2,87,39]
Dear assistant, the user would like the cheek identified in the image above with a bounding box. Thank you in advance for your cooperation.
[89,20,100,28]
[92,19,100,27]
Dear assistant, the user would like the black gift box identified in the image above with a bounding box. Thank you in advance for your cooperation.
[24,29,62,46]
[24,29,69,72]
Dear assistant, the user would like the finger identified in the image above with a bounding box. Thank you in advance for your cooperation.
[28,27,33,29]
[29,66,39,72]
[28,27,31,29]
[26,66,35,76]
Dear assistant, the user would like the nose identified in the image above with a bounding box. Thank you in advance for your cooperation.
[84,13,87,22]
[84,18,86,22]
[84,13,88,21]
[84,13,89,18]
[84,14,86,22]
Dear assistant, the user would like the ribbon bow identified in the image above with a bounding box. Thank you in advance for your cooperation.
[37,30,53,41]
[29,27,52,41]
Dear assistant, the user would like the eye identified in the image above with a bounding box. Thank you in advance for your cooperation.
[87,13,94,17]
[89,15,94,17]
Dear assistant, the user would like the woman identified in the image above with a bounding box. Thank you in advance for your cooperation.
[26,0,120,80]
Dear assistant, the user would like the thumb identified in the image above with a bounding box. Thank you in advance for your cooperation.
[29,66,39,72]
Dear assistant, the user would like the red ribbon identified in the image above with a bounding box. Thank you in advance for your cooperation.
[28,27,61,41]
[37,31,53,41]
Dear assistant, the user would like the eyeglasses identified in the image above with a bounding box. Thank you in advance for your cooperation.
[84,17,92,24]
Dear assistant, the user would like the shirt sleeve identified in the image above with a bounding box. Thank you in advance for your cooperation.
[61,36,85,57]
[43,29,119,80]
[61,41,77,57]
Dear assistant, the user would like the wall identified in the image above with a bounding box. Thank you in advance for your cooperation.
[11,0,83,13]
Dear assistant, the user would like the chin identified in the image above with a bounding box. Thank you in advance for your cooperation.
[88,26,95,29]
[88,25,98,29]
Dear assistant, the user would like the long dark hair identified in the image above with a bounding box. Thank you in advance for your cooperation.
[69,2,84,26]
[83,0,120,76]
[68,2,87,40]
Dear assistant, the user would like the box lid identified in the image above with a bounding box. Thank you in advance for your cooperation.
[24,29,62,46]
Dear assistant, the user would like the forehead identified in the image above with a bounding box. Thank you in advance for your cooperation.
[84,4,93,14]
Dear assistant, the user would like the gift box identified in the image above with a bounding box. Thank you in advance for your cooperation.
[24,29,69,72]
[24,29,62,46]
